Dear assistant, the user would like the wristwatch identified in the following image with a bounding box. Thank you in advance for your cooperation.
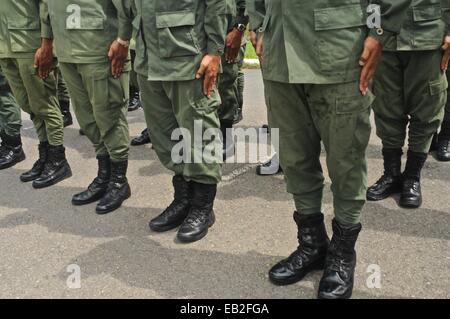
[235,23,246,32]
[116,37,130,48]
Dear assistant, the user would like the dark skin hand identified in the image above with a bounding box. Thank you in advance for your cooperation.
[359,36,383,96]
[108,40,129,78]
[34,38,54,79]
[196,54,221,98]
[225,28,245,63]
[441,36,450,71]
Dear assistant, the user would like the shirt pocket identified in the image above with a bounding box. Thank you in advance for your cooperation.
[155,10,200,58]
[7,18,41,53]
[412,3,445,48]
[313,4,366,74]
[65,5,108,58]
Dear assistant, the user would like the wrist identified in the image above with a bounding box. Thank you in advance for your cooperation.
[116,37,130,48]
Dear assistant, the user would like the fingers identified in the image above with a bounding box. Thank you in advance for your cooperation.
[196,61,207,79]
[225,47,239,64]
[359,46,370,67]
[203,70,217,98]
[111,57,124,78]
[441,45,450,71]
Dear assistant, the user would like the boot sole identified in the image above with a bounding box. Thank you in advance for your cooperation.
[0,152,26,170]
[149,219,186,233]
[269,258,326,286]
[399,198,422,209]
[95,188,131,215]
[20,173,42,183]
[177,212,216,244]
[32,167,72,189]
[366,187,402,201]
[72,192,106,206]
[317,283,354,299]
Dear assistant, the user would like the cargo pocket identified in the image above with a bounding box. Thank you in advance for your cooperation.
[155,11,200,58]
[190,80,220,116]
[7,18,41,53]
[332,90,374,158]
[412,3,445,48]
[314,4,366,74]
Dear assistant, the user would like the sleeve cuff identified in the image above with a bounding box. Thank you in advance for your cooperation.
[368,28,395,47]
[207,42,224,56]
[41,24,53,39]
[118,21,133,40]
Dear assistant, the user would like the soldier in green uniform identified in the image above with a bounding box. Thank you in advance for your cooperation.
[219,0,248,158]
[0,0,72,188]
[42,0,133,214]
[128,0,230,243]
[128,40,141,112]
[249,0,411,299]
[367,0,450,208]
[0,68,25,170]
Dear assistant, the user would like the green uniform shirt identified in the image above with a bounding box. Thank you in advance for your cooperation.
[250,0,412,84]
[385,0,447,51]
[132,0,229,81]
[0,0,44,59]
[42,0,133,64]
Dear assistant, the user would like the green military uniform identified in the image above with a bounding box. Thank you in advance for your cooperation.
[43,0,133,214]
[373,0,447,154]
[43,0,131,162]
[218,0,247,124]
[130,0,230,243]
[0,0,64,147]
[249,0,411,299]
[0,0,71,186]
[0,69,21,139]
[368,0,449,209]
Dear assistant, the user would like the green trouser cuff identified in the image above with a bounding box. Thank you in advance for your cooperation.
[333,199,364,225]
[293,193,323,215]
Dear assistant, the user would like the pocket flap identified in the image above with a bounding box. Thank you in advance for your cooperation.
[67,17,104,30]
[336,91,375,115]
[429,78,448,96]
[8,18,40,30]
[314,4,366,31]
[155,11,195,29]
[413,5,442,22]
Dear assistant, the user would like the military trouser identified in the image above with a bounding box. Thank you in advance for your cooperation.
[265,80,374,225]
[0,58,63,146]
[372,50,447,154]
[444,69,450,123]
[59,62,130,161]
[130,50,139,90]
[138,75,222,185]
[218,45,245,122]
[0,68,21,137]
[56,67,70,104]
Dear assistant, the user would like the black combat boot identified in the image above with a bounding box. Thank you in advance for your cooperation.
[96,160,131,214]
[72,155,111,206]
[366,148,402,201]
[269,212,329,285]
[32,145,72,189]
[128,86,141,112]
[59,99,73,127]
[177,182,216,243]
[318,219,361,299]
[20,142,49,182]
[131,129,151,146]
[0,133,25,170]
[149,176,191,232]
[400,151,427,208]
[437,121,450,162]
[220,120,235,161]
